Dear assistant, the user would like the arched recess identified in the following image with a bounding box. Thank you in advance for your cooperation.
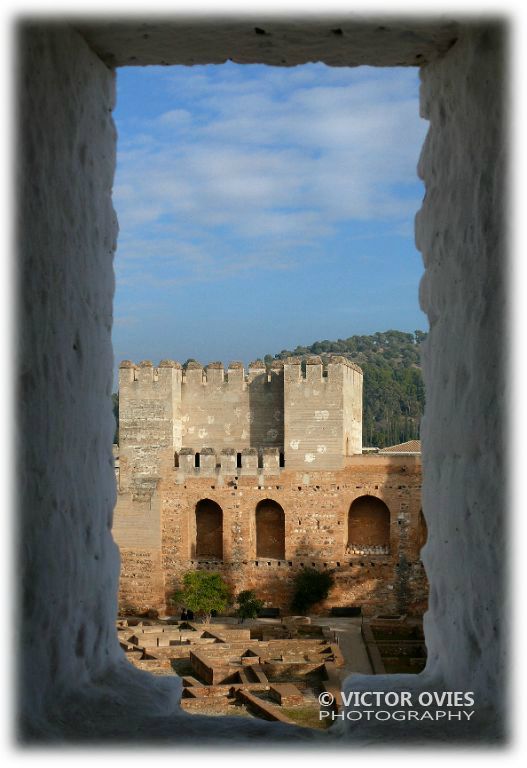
[347,495,390,552]
[255,499,285,559]
[195,499,223,559]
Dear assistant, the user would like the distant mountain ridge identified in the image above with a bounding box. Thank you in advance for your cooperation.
[264,330,427,448]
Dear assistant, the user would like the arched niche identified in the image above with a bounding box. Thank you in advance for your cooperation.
[195,499,223,559]
[348,495,390,552]
[255,499,285,559]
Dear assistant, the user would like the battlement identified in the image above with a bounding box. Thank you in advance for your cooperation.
[119,357,362,385]
[181,361,280,388]
[175,446,282,478]
[119,359,183,385]
[283,355,363,383]
[118,354,363,479]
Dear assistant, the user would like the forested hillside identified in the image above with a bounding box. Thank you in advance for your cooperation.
[265,330,427,448]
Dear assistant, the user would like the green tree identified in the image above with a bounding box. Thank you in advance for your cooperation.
[173,571,231,623]
[290,568,334,614]
[235,590,264,622]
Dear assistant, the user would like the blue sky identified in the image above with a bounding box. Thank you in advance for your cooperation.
[112,62,428,372]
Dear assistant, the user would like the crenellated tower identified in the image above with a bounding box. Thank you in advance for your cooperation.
[283,355,363,470]
[118,359,182,491]
[118,355,363,481]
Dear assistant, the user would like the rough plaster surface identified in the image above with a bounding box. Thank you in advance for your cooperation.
[416,22,506,723]
[18,20,505,744]
[17,25,187,740]
[76,18,459,68]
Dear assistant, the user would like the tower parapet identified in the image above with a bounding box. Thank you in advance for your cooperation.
[226,361,245,388]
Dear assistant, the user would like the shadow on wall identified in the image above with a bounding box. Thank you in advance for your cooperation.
[247,369,284,451]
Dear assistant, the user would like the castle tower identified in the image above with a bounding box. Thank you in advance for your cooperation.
[118,355,362,481]
[283,356,363,470]
[118,359,182,491]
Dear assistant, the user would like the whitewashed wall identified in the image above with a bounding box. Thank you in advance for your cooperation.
[18,21,505,743]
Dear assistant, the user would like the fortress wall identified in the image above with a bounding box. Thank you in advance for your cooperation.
[113,492,165,610]
[283,358,347,470]
[127,456,426,617]
[113,492,162,549]
[118,549,165,614]
[180,363,284,453]
[118,361,182,490]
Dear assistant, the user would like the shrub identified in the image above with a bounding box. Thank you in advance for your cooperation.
[235,590,264,622]
[290,568,334,614]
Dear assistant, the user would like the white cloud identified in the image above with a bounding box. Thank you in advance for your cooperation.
[114,64,427,284]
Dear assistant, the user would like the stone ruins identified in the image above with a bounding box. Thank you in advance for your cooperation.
[118,615,346,727]
[117,612,426,727]
[114,355,427,616]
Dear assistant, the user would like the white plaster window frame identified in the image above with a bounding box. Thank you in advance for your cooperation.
[17,18,507,745]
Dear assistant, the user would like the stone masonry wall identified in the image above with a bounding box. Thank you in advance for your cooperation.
[113,455,426,617]
[180,362,284,453]
[119,360,182,491]
[119,356,363,476]
[283,357,363,470]
[342,358,364,455]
